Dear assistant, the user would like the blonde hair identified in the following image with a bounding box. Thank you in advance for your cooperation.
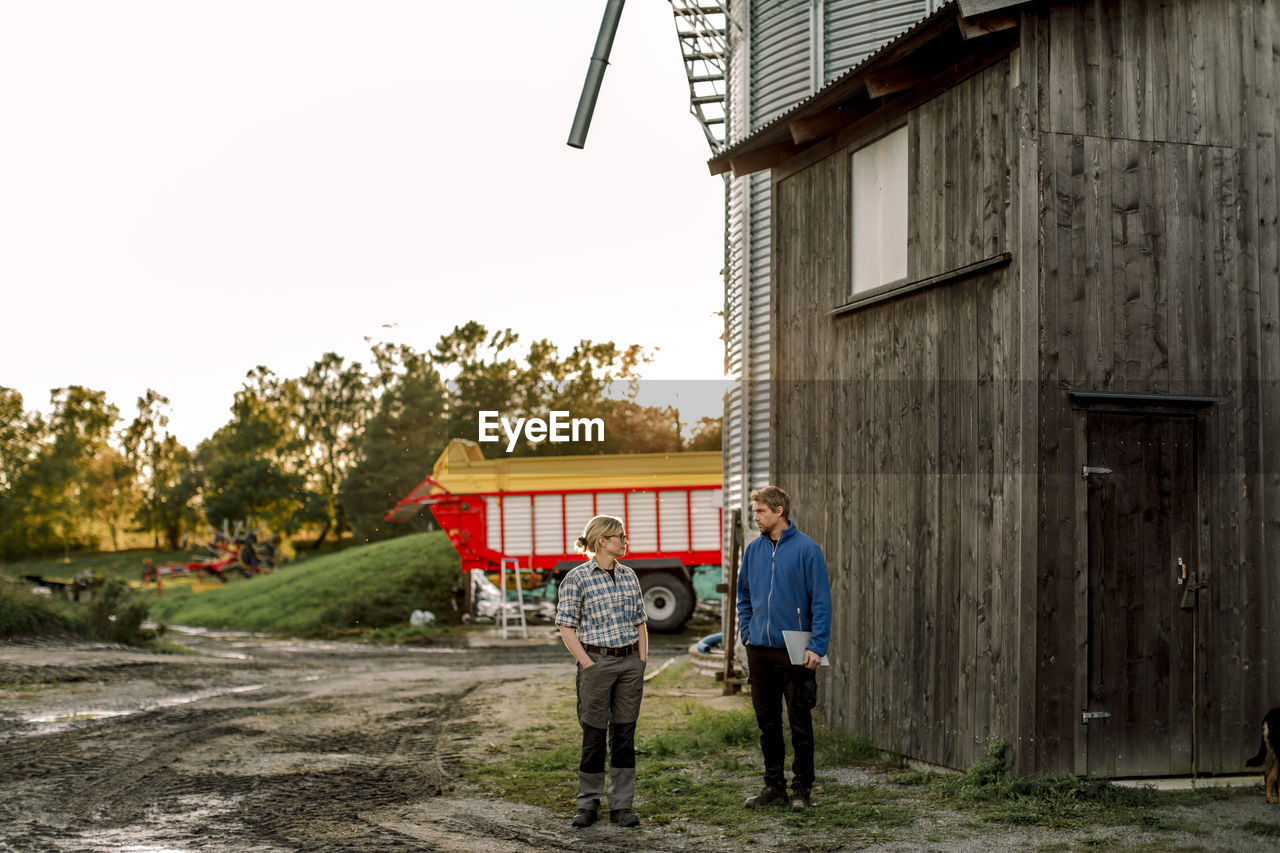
[574,515,624,555]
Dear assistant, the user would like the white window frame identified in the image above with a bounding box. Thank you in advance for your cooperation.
[850,125,909,295]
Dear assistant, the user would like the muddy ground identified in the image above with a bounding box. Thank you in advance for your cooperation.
[0,627,719,853]
[1,628,1275,853]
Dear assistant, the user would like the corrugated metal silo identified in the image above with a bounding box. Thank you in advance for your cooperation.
[718,0,940,542]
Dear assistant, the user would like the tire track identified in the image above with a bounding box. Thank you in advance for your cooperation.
[232,684,482,852]
[0,637,633,852]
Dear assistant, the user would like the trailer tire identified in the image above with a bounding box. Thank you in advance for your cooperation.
[639,572,694,633]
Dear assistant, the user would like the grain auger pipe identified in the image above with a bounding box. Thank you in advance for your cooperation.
[567,0,626,149]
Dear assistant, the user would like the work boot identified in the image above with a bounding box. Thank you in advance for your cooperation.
[609,808,640,827]
[745,785,787,808]
[571,807,598,827]
[790,789,812,812]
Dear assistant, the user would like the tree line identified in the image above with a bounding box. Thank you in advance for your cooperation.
[0,323,721,562]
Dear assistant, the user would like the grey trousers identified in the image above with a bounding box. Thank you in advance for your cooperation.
[575,652,645,810]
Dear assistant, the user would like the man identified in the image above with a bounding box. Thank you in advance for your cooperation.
[736,485,831,812]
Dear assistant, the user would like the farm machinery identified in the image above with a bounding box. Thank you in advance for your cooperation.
[386,439,722,632]
[141,527,278,593]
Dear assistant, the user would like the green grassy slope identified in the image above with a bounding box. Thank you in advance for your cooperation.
[2,548,192,584]
[146,532,461,635]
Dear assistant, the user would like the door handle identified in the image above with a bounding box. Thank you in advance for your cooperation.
[1179,558,1207,610]
[1178,557,1207,590]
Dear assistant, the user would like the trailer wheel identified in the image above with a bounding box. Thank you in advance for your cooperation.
[640,572,694,633]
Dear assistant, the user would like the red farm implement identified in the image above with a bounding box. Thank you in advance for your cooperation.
[141,529,278,595]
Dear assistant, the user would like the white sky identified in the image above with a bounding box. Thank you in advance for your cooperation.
[0,1,728,447]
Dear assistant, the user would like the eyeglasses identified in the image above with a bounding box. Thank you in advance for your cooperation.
[603,533,628,542]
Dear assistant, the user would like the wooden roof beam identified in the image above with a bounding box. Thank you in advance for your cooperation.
[956,0,1026,14]
[957,12,1019,40]
[873,17,1014,97]
[873,12,965,68]
[790,104,874,145]
[720,139,804,177]
[864,64,929,100]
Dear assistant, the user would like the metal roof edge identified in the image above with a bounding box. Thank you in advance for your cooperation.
[708,0,1035,177]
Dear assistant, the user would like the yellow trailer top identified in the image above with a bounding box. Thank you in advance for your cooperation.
[386,439,721,521]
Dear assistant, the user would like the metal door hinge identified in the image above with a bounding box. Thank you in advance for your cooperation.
[1082,465,1113,479]
[1081,710,1112,723]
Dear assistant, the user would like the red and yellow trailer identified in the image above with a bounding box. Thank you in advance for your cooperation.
[386,439,722,631]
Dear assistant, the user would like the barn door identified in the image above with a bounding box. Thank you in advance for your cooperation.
[1084,411,1199,777]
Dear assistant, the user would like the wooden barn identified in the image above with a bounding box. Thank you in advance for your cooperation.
[708,0,1280,776]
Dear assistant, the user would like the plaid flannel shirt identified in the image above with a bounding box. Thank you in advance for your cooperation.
[555,558,647,647]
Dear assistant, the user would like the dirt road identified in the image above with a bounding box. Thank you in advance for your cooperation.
[4,629,1276,853]
[0,628,702,853]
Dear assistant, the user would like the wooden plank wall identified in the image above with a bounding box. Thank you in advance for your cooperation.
[909,59,1012,281]
[773,55,1026,771]
[1034,0,1278,773]
[770,0,1277,776]
[1257,0,1280,764]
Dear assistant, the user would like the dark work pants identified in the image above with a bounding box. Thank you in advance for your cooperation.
[575,652,645,810]
[747,644,818,793]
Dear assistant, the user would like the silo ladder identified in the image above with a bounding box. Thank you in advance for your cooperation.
[669,1,733,151]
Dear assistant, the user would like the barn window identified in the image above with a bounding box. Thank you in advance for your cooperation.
[850,125,908,294]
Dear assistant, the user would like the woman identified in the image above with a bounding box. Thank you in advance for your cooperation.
[554,514,649,829]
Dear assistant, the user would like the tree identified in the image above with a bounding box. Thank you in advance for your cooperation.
[200,452,309,536]
[599,400,682,453]
[340,343,450,541]
[521,338,650,456]
[151,437,202,550]
[26,387,119,555]
[122,390,198,550]
[0,388,47,560]
[198,367,314,537]
[293,352,372,547]
[431,322,654,456]
[0,388,41,494]
[685,415,723,451]
[82,447,138,551]
[431,322,525,444]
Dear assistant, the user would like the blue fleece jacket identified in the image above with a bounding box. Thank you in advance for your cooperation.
[736,520,831,656]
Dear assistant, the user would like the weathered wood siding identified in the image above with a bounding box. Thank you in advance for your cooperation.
[1033,0,1279,774]
[773,55,1029,771]
[768,0,1278,776]
[909,57,1014,282]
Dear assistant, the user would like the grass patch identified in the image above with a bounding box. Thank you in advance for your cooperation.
[0,532,371,586]
[2,548,193,584]
[362,623,456,645]
[1,575,158,645]
[642,703,758,757]
[0,578,74,636]
[1244,818,1280,837]
[463,659,914,845]
[453,663,1264,848]
[5,533,462,643]
[818,726,884,767]
[147,532,460,636]
[907,739,1180,831]
[470,741,580,811]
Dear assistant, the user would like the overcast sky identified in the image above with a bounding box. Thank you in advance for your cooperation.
[0,1,727,447]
